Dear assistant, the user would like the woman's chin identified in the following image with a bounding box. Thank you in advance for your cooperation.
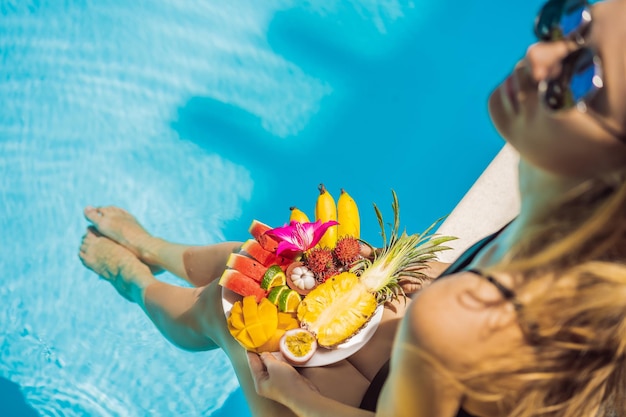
[488,88,513,142]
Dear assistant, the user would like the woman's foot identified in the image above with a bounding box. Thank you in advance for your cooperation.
[79,227,155,304]
[83,206,164,272]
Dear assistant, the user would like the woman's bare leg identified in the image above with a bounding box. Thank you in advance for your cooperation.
[80,207,374,415]
[79,227,155,304]
[79,227,218,349]
[83,206,240,287]
[79,227,301,416]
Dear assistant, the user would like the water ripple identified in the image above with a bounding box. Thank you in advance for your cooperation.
[0,1,426,416]
[25,380,131,417]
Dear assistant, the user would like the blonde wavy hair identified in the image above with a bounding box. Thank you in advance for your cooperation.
[455,166,626,416]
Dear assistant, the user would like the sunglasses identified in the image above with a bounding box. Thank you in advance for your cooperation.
[533,0,625,141]
[534,0,600,112]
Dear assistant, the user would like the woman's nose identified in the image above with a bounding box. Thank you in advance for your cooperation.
[523,41,572,82]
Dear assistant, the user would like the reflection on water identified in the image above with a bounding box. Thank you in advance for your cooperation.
[0,0,541,415]
[0,1,430,415]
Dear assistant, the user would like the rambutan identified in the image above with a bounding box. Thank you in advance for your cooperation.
[333,236,361,266]
[317,266,339,283]
[305,247,334,275]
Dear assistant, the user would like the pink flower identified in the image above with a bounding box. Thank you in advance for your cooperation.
[265,220,338,256]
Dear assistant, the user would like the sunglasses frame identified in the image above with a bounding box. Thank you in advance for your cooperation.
[532,0,626,142]
[534,0,592,43]
[535,0,596,111]
[538,47,603,111]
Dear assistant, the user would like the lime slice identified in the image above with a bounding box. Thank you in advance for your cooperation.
[278,289,301,313]
[261,265,287,290]
[267,285,289,305]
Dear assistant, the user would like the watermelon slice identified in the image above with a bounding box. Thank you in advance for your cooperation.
[241,239,291,267]
[227,253,269,282]
[249,219,280,252]
[219,269,266,303]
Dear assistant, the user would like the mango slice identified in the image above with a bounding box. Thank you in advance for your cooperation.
[255,312,300,353]
[227,296,277,351]
[227,295,299,352]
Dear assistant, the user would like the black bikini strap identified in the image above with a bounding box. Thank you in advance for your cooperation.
[359,359,390,411]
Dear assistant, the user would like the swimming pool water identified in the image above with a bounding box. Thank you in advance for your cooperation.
[1,0,544,415]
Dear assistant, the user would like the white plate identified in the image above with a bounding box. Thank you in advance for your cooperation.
[221,287,383,367]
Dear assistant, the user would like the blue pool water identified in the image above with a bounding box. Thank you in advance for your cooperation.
[1,0,544,415]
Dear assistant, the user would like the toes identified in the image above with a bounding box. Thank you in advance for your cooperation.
[79,228,94,254]
[78,248,91,266]
[84,206,103,224]
[100,206,129,217]
[87,225,104,237]
[78,237,93,266]
[79,227,103,254]
[83,226,100,240]
[84,205,133,225]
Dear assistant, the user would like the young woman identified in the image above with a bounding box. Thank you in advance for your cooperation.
[79,0,626,415]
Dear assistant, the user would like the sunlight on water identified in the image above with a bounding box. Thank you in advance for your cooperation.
[0,0,429,415]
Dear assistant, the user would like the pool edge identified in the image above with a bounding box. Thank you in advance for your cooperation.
[436,144,520,263]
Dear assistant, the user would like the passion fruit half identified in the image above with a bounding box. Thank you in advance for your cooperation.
[279,328,317,365]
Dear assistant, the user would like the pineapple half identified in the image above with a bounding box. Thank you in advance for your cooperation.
[297,191,457,348]
[297,272,376,347]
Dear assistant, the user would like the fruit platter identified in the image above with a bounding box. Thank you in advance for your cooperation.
[221,288,383,367]
[219,185,456,367]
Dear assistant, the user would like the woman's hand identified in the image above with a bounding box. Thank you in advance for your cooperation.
[248,352,376,417]
[247,351,320,406]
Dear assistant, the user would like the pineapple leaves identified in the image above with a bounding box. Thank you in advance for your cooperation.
[362,190,458,304]
[411,244,455,259]
[373,203,387,249]
[428,235,458,246]
[390,190,401,247]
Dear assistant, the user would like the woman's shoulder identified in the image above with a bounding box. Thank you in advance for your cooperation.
[403,270,524,371]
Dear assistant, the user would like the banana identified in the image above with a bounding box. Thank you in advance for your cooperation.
[315,183,337,249]
[289,206,310,223]
[337,188,360,239]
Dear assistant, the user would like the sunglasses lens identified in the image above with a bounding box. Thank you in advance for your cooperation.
[545,48,600,110]
[535,0,565,40]
[535,0,590,41]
